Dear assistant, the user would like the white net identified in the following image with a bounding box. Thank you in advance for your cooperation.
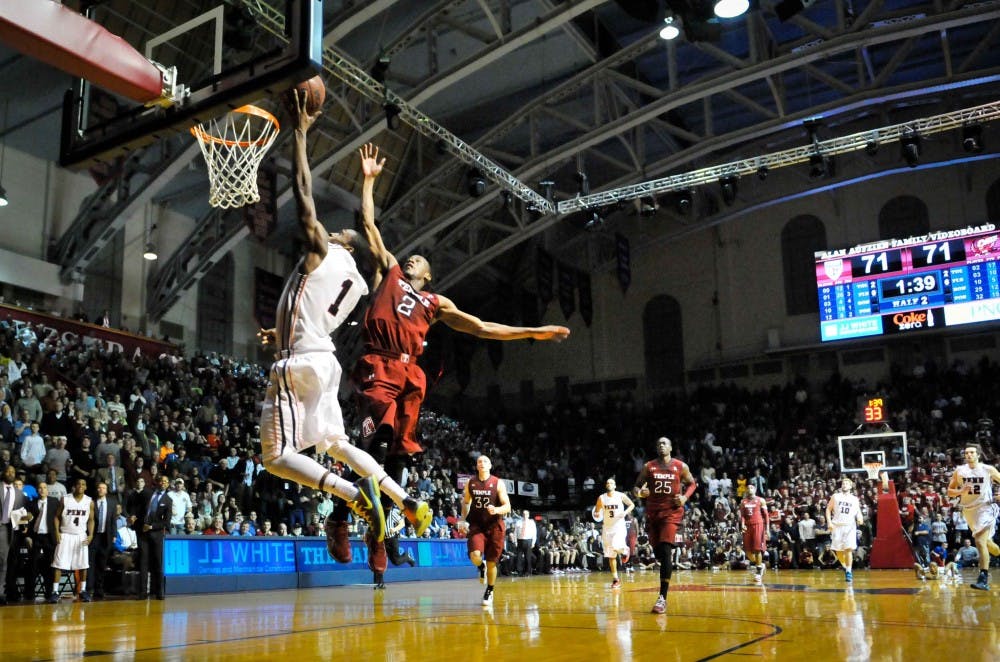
[190,105,280,208]
[863,462,883,481]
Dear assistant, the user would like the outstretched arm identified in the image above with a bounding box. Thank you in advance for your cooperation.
[358,143,395,289]
[435,294,570,341]
[292,92,328,272]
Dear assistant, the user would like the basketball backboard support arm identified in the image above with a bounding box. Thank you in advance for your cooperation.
[59,0,323,169]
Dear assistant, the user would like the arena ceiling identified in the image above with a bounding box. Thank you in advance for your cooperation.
[2,0,999,332]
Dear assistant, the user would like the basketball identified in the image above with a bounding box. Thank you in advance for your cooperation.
[283,75,326,115]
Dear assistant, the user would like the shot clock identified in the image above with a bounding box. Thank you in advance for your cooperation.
[860,397,886,424]
[815,226,1000,342]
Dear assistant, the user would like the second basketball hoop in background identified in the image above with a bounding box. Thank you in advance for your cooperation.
[190,105,280,209]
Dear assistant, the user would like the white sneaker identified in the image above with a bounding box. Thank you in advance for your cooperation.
[482,588,494,606]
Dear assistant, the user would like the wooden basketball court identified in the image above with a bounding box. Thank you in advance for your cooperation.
[2,568,997,661]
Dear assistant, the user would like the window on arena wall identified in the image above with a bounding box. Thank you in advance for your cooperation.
[643,295,684,389]
[986,177,1000,220]
[196,255,233,355]
[878,195,929,240]
[781,215,826,315]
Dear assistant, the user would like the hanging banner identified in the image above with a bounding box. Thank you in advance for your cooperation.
[537,248,554,303]
[517,481,540,497]
[578,270,593,327]
[616,232,631,293]
[557,262,576,319]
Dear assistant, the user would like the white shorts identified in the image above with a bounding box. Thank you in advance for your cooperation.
[52,532,90,571]
[260,352,347,462]
[962,503,999,538]
[830,523,858,551]
[602,524,628,558]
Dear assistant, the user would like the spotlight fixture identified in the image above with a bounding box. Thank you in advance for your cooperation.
[900,127,920,167]
[756,165,769,181]
[142,243,158,261]
[584,210,604,231]
[466,170,486,197]
[384,102,401,131]
[808,152,829,179]
[500,190,512,208]
[659,15,680,40]
[639,196,658,217]
[714,0,749,18]
[676,190,694,215]
[370,53,390,84]
[865,137,879,156]
[573,171,590,197]
[962,123,983,153]
[804,118,823,146]
[719,175,738,206]
[539,179,555,201]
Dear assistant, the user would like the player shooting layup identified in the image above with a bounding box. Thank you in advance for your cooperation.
[593,478,635,589]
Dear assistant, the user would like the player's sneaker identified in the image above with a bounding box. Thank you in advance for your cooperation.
[350,476,386,542]
[754,570,762,585]
[971,570,990,591]
[478,563,486,584]
[365,530,388,573]
[46,592,60,604]
[373,572,386,591]
[482,586,494,606]
[611,578,621,590]
[78,591,92,602]
[845,570,853,583]
[758,564,766,580]
[403,498,433,537]
[987,540,1000,557]
[651,595,666,614]
[325,519,352,563]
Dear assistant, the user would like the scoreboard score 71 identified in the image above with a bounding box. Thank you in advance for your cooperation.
[861,397,886,424]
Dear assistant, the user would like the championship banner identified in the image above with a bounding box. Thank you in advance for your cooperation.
[253,268,283,329]
[517,481,540,497]
[503,479,516,495]
[0,304,176,358]
[577,269,593,327]
[537,248,554,303]
[557,262,576,320]
[615,232,631,293]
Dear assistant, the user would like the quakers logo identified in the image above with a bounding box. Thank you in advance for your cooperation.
[824,259,844,281]
[972,234,998,256]
[361,416,375,438]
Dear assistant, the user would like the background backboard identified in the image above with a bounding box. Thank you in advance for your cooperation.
[838,432,909,474]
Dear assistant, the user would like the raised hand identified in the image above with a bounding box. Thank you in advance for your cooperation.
[294,90,320,131]
[359,142,386,178]
[533,325,571,342]
[257,328,276,346]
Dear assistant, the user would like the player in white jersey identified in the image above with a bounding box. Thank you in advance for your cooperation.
[50,478,93,602]
[826,477,864,583]
[946,445,1000,590]
[593,478,635,589]
[258,94,429,559]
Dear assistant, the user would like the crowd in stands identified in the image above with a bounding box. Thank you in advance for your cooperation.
[2,307,999,600]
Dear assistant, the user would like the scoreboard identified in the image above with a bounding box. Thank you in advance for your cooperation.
[815,225,1000,342]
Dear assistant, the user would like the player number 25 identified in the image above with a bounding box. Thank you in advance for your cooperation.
[653,481,673,495]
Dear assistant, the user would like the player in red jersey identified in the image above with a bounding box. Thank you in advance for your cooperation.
[633,437,697,615]
[457,455,511,607]
[738,483,768,584]
[329,143,569,566]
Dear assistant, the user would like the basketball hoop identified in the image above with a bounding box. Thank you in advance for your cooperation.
[863,461,883,481]
[190,105,279,208]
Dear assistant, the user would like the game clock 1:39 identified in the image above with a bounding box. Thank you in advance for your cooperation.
[879,273,940,298]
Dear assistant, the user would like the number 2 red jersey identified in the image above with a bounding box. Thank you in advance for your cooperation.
[363,264,439,356]
[644,458,686,518]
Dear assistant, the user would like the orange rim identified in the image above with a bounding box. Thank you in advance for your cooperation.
[189,105,280,148]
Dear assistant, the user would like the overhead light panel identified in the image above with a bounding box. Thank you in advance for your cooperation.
[466,170,486,197]
[384,102,401,131]
[714,0,750,18]
[900,127,921,167]
[142,243,158,261]
[962,123,983,153]
[659,16,680,40]
[719,175,738,205]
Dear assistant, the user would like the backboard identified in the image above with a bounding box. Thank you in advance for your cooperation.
[837,431,909,474]
[59,0,322,169]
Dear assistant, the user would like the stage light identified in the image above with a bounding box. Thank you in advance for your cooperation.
[574,171,590,197]
[639,196,658,217]
[142,243,158,261]
[900,127,920,167]
[719,175,738,205]
[757,165,769,181]
[659,16,680,40]
[809,153,829,179]
[384,102,401,131]
[467,170,486,197]
[371,53,390,84]
[714,0,749,18]
[865,137,879,156]
[962,124,983,153]
[539,179,555,201]
[584,210,604,231]
[676,190,693,215]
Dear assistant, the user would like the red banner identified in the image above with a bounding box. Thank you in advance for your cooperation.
[1,304,177,359]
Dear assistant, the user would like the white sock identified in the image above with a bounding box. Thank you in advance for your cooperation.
[265,451,358,501]
[326,438,409,509]
[79,580,86,592]
[52,582,59,593]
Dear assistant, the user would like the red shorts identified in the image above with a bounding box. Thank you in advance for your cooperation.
[647,509,684,547]
[743,522,767,553]
[353,352,426,455]
[467,522,506,563]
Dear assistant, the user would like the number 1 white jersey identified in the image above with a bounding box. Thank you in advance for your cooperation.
[829,492,861,527]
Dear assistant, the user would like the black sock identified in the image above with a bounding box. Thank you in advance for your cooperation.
[660,580,669,597]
